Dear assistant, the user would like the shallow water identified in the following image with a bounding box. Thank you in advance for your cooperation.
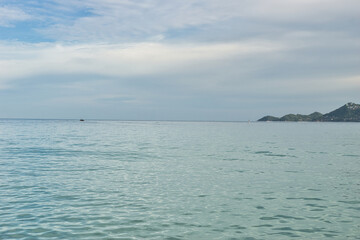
[0,120,359,239]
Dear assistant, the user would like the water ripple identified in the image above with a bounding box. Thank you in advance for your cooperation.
[0,120,359,239]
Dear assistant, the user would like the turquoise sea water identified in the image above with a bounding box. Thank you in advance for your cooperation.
[0,120,359,239]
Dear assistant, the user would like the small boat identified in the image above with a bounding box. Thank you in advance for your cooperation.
[80,119,85,121]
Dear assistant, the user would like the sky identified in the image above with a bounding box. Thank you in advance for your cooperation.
[0,0,359,120]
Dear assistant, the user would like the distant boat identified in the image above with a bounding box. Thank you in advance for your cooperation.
[80,119,85,121]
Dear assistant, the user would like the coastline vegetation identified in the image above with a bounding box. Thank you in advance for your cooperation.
[258,102,360,122]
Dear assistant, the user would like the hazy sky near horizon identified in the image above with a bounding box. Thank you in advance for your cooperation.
[1,0,360,120]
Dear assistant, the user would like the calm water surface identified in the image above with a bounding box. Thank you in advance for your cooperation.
[0,120,359,239]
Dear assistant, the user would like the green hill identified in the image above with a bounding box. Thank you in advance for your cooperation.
[258,116,280,121]
[258,103,360,122]
[321,102,360,122]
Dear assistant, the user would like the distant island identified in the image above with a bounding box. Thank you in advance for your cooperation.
[258,102,360,122]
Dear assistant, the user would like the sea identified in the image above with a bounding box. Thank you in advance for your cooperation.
[0,120,359,240]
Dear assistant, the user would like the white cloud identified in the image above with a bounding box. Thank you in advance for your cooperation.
[0,6,31,27]
[0,40,282,81]
[1,0,359,43]
[1,36,359,100]
[248,0,360,22]
[30,0,359,42]
[38,0,246,41]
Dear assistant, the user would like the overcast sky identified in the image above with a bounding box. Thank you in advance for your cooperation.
[1,0,359,120]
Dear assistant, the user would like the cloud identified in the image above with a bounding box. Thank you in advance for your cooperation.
[0,6,31,27]
[248,0,360,22]
[1,40,273,109]
[10,0,354,42]
[1,36,359,99]
[36,0,245,42]
[1,0,359,44]
[0,40,282,81]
